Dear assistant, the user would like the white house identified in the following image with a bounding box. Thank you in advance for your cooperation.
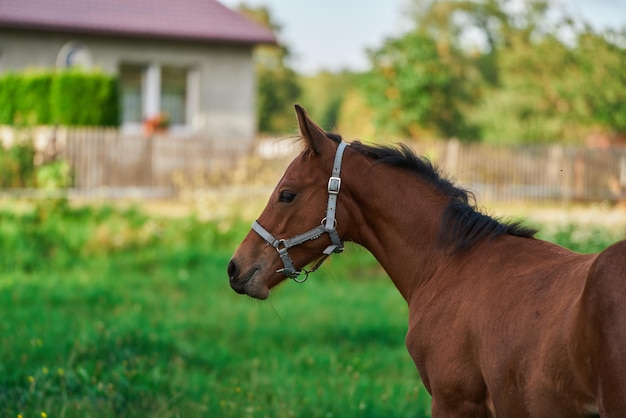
[0,0,275,150]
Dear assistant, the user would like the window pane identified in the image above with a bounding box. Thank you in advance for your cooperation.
[119,64,144,124]
[161,67,187,125]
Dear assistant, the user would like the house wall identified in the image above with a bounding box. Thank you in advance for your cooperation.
[0,29,257,152]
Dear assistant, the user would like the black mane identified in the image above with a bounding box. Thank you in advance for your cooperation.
[349,141,537,253]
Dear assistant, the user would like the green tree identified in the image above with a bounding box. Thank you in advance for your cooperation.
[472,30,584,143]
[365,30,477,140]
[470,11,626,143]
[299,70,359,131]
[575,29,626,134]
[237,5,301,134]
[369,0,626,143]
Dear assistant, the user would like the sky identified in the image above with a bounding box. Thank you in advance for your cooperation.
[220,0,626,75]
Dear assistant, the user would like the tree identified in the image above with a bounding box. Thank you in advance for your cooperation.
[575,29,626,134]
[298,70,359,132]
[364,30,478,140]
[468,8,626,143]
[237,5,301,134]
[365,0,626,143]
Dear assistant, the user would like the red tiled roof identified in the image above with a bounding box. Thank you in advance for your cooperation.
[0,0,276,45]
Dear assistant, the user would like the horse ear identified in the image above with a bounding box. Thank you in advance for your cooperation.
[295,104,330,155]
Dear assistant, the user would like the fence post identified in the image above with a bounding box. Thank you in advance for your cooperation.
[445,139,460,176]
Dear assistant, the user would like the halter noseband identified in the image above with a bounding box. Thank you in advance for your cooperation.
[251,141,349,283]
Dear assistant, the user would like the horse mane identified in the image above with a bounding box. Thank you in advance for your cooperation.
[348,140,537,253]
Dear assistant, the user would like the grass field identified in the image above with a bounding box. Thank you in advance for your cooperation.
[1,199,625,417]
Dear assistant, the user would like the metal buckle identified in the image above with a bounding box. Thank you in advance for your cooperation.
[328,176,341,195]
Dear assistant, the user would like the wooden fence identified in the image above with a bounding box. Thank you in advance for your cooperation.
[3,127,626,202]
[54,128,253,198]
[410,140,626,203]
[254,138,626,203]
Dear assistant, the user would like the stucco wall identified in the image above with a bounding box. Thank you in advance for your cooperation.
[0,29,257,151]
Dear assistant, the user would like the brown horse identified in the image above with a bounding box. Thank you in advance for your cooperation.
[228,105,626,417]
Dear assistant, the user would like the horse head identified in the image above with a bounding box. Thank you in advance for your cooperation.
[228,105,352,299]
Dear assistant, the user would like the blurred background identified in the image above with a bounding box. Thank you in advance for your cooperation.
[1,0,626,417]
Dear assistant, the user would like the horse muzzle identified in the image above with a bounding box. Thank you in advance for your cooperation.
[227,259,271,299]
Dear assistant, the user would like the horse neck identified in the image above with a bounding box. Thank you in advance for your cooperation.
[342,155,450,302]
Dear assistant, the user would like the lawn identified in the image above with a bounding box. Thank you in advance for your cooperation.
[0,199,624,417]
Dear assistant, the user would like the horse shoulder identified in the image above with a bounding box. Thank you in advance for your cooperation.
[404,237,602,416]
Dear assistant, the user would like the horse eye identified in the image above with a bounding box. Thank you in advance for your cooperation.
[279,190,296,203]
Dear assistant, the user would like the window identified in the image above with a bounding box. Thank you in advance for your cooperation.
[119,63,192,131]
[161,67,187,126]
[119,64,144,125]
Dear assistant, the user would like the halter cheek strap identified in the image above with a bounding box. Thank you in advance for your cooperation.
[251,141,349,282]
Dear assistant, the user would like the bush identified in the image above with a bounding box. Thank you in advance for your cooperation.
[36,160,72,189]
[0,138,73,189]
[50,70,119,126]
[13,72,52,125]
[0,72,18,124]
[0,140,36,187]
[0,70,119,127]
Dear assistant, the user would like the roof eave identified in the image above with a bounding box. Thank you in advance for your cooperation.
[0,21,277,46]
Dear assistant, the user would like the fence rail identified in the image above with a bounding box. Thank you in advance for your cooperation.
[409,139,626,203]
[2,127,626,202]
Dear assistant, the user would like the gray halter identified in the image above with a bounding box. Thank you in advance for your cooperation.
[251,141,349,283]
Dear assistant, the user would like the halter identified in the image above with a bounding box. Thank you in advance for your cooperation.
[251,141,349,283]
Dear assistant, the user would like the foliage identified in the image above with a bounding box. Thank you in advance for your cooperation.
[353,0,626,143]
[0,70,119,127]
[35,160,72,189]
[0,140,36,187]
[365,31,478,140]
[0,201,624,417]
[0,72,18,124]
[0,202,430,417]
[257,66,302,133]
[537,221,626,255]
[299,71,360,132]
[574,30,626,133]
[50,70,119,126]
[0,139,72,189]
[12,72,53,125]
[470,32,582,143]
[335,87,378,141]
[238,5,302,134]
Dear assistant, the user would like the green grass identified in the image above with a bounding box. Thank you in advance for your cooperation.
[0,200,623,417]
[0,201,429,417]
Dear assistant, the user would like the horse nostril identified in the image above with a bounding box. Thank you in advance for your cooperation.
[227,260,239,280]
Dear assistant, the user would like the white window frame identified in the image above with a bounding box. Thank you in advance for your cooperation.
[120,62,197,136]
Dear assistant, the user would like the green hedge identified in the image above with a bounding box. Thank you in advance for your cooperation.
[0,70,119,126]
[14,72,53,125]
[0,73,18,124]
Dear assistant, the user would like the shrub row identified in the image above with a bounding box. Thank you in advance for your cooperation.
[0,141,72,189]
[0,70,119,126]
[0,202,250,271]
[0,141,36,187]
